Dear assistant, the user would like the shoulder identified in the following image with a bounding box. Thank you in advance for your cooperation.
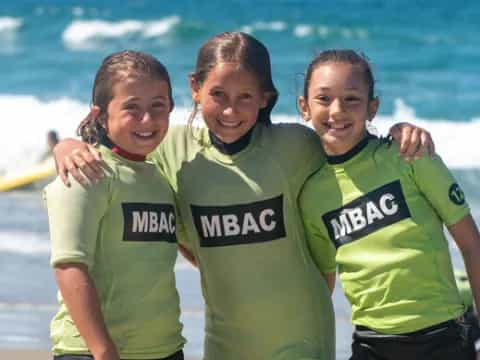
[261,122,321,151]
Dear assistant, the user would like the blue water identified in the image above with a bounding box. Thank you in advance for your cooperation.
[1,1,479,359]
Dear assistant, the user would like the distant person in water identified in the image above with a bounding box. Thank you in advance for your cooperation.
[40,130,60,162]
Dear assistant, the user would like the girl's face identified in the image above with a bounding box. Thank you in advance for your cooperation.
[191,62,269,144]
[299,62,379,156]
[96,77,172,156]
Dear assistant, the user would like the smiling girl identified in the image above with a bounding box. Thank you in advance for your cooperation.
[45,51,185,360]
[298,49,480,360]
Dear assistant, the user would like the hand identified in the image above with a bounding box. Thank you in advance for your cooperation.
[92,342,120,360]
[53,138,104,186]
[388,122,435,161]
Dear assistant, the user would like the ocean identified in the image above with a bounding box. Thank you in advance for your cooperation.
[0,1,479,358]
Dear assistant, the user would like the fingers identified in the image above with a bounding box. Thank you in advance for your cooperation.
[403,127,421,160]
[398,124,412,157]
[66,154,89,186]
[420,130,436,157]
[58,156,71,187]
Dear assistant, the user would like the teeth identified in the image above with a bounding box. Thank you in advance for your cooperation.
[135,132,153,137]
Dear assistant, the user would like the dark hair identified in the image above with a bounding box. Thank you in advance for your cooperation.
[303,49,375,101]
[189,32,278,126]
[77,50,173,144]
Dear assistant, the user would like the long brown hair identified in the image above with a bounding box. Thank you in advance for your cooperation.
[77,50,173,144]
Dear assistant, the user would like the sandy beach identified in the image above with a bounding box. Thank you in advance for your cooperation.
[0,349,200,360]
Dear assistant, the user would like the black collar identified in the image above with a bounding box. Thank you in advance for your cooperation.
[326,135,374,165]
[209,126,254,155]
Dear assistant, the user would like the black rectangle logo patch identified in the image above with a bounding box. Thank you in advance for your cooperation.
[322,180,410,248]
[190,195,286,247]
[122,203,176,242]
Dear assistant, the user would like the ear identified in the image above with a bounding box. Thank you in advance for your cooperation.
[189,75,200,103]
[259,91,273,109]
[90,105,101,119]
[367,97,380,122]
[297,96,310,121]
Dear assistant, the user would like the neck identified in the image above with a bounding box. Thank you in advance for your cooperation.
[209,126,255,155]
[325,134,373,165]
[100,135,146,162]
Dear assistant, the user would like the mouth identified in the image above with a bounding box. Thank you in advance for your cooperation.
[217,118,242,129]
[133,131,157,139]
[323,122,352,132]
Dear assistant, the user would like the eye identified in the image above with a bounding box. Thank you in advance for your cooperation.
[210,89,225,98]
[152,100,167,109]
[239,93,253,101]
[345,96,361,103]
[123,103,140,112]
[314,95,330,103]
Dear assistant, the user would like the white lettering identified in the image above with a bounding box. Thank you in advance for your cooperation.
[348,208,367,231]
[201,215,221,238]
[149,212,159,232]
[379,193,398,215]
[158,212,169,233]
[331,213,352,239]
[366,201,384,224]
[241,212,261,235]
[169,212,175,233]
[259,209,276,231]
[132,211,148,232]
[223,214,241,236]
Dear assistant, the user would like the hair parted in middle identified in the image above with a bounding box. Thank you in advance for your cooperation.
[188,31,279,127]
[77,50,173,145]
[303,49,376,101]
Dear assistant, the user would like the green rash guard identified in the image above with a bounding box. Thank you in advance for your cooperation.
[300,135,470,334]
[151,123,335,360]
[44,146,185,359]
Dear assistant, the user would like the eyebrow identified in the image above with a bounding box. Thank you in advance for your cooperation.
[123,95,168,102]
[313,86,361,91]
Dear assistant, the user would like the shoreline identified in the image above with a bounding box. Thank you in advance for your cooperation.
[0,349,200,360]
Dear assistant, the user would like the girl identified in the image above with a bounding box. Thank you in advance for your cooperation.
[53,33,433,359]
[44,51,185,360]
[298,49,480,360]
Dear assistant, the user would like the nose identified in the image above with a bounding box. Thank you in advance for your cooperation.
[330,98,344,118]
[140,111,152,123]
[222,104,235,117]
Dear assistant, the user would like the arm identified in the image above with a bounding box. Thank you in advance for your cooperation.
[323,272,336,296]
[178,243,197,267]
[53,138,104,186]
[448,215,480,313]
[388,122,435,160]
[55,263,119,360]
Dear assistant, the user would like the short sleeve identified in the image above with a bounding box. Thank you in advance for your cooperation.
[411,153,470,226]
[44,176,110,269]
[302,216,337,274]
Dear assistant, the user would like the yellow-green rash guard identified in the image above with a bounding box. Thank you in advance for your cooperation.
[300,135,470,334]
[151,123,335,360]
[44,146,185,359]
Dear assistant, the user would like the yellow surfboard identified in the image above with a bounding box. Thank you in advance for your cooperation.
[0,158,56,192]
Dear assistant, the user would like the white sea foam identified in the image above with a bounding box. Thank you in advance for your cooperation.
[293,25,313,38]
[0,232,50,255]
[240,21,287,34]
[0,95,479,173]
[0,17,22,33]
[62,16,180,49]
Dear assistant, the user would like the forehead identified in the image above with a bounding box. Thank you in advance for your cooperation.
[204,62,261,88]
[111,76,170,97]
[310,62,367,90]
